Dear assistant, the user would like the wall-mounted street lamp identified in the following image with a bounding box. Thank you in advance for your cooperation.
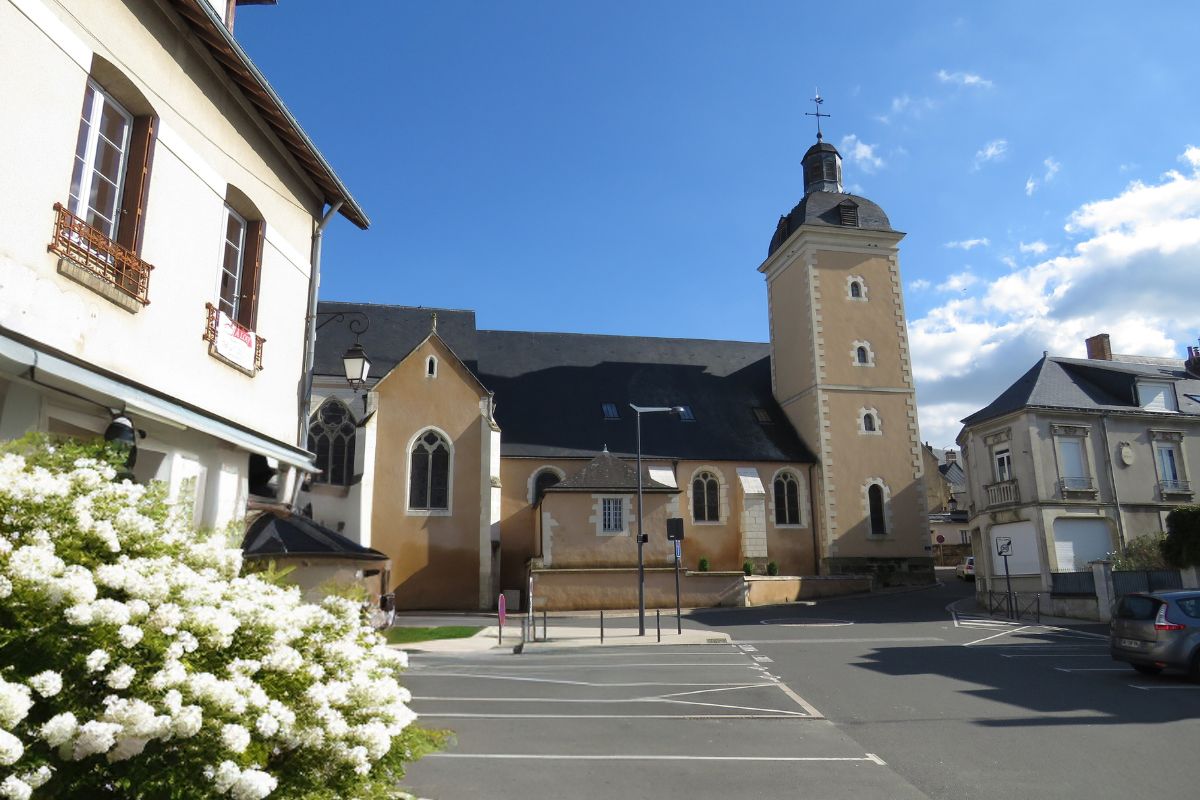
[630,403,685,636]
[314,311,372,394]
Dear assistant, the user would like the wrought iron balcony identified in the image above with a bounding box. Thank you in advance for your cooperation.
[47,203,153,305]
[985,479,1020,507]
[1159,479,1193,497]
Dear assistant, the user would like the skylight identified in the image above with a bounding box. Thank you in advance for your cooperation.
[601,402,620,420]
[753,407,773,424]
[677,405,695,421]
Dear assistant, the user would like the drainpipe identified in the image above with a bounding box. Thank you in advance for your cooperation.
[808,466,821,575]
[298,200,343,447]
[1099,413,1127,551]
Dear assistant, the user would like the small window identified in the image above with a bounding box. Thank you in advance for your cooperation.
[856,346,869,364]
[868,484,886,535]
[601,497,624,533]
[863,413,876,432]
[850,281,862,298]
[838,201,859,227]
[601,402,620,420]
[993,448,1012,482]
[677,405,695,421]
[693,471,720,522]
[753,408,773,424]
[773,472,801,525]
[426,356,437,378]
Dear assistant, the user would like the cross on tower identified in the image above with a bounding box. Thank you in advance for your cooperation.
[805,92,830,141]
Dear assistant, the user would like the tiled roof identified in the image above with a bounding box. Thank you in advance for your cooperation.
[769,191,895,256]
[549,449,679,494]
[242,510,389,561]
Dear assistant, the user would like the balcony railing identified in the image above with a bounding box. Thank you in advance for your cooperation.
[203,303,264,376]
[985,479,1020,507]
[47,203,153,305]
[1058,476,1096,496]
[1159,479,1193,496]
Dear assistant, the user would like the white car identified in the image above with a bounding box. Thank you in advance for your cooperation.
[955,557,975,581]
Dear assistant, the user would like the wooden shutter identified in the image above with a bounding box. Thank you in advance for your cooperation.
[116,115,156,253]
[237,220,265,330]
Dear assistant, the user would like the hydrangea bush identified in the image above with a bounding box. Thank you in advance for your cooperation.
[0,436,439,799]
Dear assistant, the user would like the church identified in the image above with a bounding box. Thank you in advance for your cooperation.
[300,131,931,610]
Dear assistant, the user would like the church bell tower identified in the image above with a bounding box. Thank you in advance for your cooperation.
[759,102,929,580]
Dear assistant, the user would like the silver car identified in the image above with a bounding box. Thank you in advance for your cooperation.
[1110,591,1200,678]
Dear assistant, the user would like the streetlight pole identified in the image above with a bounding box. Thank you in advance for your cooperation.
[630,404,685,637]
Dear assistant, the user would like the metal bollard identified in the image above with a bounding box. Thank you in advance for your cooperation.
[600,609,604,644]
[543,609,547,642]
[656,609,661,642]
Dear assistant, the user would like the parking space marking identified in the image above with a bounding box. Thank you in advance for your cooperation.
[962,626,1030,647]
[1054,668,1129,673]
[1130,684,1200,691]
[424,753,886,763]
[999,653,1110,658]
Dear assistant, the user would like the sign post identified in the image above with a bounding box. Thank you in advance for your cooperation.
[996,536,1014,619]
[497,593,506,645]
[667,517,684,634]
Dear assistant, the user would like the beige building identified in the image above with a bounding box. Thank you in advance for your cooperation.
[0,0,366,527]
[958,333,1200,596]
[303,133,931,610]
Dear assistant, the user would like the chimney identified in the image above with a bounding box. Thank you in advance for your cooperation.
[1186,339,1200,378]
[1085,333,1112,361]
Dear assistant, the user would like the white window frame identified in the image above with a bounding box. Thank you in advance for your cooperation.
[1051,427,1092,492]
[1154,442,1184,484]
[1138,380,1178,412]
[690,467,724,524]
[426,355,438,378]
[858,407,882,436]
[592,495,630,536]
[846,274,868,301]
[405,427,454,516]
[993,448,1012,483]
[69,80,133,240]
[217,205,248,319]
[770,468,806,528]
[851,340,875,367]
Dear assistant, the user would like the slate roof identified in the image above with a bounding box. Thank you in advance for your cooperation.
[548,449,679,494]
[961,355,1200,427]
[242,510,389,561]
[313,303,816,464]
[768,192,895,256]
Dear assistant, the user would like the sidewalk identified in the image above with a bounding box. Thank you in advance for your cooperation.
[947,596,1110,636]
[398,622,731,654]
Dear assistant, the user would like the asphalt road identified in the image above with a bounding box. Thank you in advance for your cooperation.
[400,576,1200,799]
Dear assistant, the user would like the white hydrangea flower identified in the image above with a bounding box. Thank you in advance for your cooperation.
[40,712,78,747]
[209,760,241,793]
[21,766,51,790]
[171,705,203,739]
[28,670,63,698]
[254,713,280,738]
[107,736,149,762]
[229,767,277,800]
[0,679,33,728]
[0,775,31,800]
[221,723,251,754]
[118,624,144,648]
[85,649,111,673]
[105,664,136,690]
[71,720,122,760]
[0,729,24,766]
[7,544,64,584]
[0,576,12,599]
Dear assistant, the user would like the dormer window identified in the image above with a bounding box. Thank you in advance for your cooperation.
[1138,381,1178,412]
[677,405,695,421]
[601,402,620,420]
[838,200,859,227]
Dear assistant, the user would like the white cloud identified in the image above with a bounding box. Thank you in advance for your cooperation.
[908,279,931,291]
[839,134,885,174]
[911,147,1200,448]
[937,272,979,292]
[973,139,1008,169]
[1028,157,1061,195]
[936,69,994,88]
[1025,176,1037,196]
[944,238,990,250]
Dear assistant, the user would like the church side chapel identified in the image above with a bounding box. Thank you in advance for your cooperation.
[301,113,931,611]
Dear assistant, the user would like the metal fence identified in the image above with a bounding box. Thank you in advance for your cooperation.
[986,591,1042,623]
[1112,569,1184,596]
[1050,571,1096,595]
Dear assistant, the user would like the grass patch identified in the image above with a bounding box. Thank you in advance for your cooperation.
[385,625,484,645]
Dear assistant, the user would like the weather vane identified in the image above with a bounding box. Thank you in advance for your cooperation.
[805,91,830,141]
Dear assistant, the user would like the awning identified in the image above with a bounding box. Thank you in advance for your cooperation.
[242,510,388,562]
[0,330,316,471]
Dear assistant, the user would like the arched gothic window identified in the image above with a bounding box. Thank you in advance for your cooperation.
[309,400,356,485]
[426,356,437,377]
[533,469,561,504]
[774,472,801,525]
[850,281,862,298]
[857,346,870,364]
[868,484,887,535]
[409,430,450,510]
[864,413,876,432]
[693,471,720,522]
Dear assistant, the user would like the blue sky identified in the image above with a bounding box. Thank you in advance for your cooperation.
[238,2,1200,448]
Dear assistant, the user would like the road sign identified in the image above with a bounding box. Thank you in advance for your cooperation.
[666,517,685,541]
[936,534,945,544]
[498,592,506,625]
[674,540,682,559]
[996,536,1013,557]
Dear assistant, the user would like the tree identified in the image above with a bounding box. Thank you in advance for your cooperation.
[1160,505,1200,569]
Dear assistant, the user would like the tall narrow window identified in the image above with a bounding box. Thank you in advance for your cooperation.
[309,400,356,486]
[774,472,801,525]
[850,281,862,298]
[856,346,869,364]
[1057,438,1088,490]
[868,484,887,535]
[994,449,1012,482]
[693,471,720,522]
[426,356,437,377]
[601,497,624,533]
[215,198,265,331]
[1156,443,1181,486]
[218,207,246,319]
[863,413,876,432]
[69,83,133,241]
[409,430,450,510]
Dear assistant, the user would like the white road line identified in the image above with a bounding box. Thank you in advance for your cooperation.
[413,689,777,702]
[426,753,881,762]
[417,713,815,720]
[722,637,943,645]
[775,681,824,718]
[753,656,774,663]
[423,662,755,669]
[658,698,810,717]
[1130,684,1200,691]
[411,673,761,687]
[1000,654,1110,659]
[1054,668,1131,673]
[656,684,777,699]
[963,626,1030,647]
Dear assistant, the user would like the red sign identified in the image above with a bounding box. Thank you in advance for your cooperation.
[936,534,945,544]
[498,593,506,625]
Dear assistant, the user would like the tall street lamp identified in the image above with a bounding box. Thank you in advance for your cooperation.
[630,403,684,636]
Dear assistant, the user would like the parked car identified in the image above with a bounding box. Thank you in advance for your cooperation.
[955,557,975,581]
[1110,591,1200,678]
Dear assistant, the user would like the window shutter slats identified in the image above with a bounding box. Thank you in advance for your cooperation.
[238,220,265,330]
[116,115,155,253]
